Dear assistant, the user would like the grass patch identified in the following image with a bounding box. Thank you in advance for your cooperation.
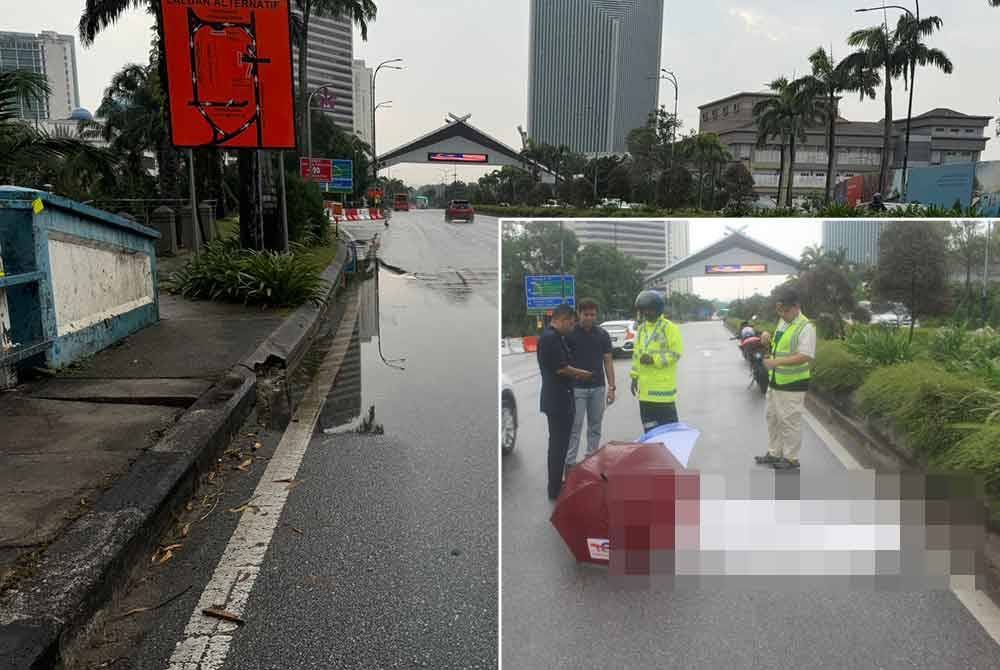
[933,424,1000,499]
[856,362,986,456]
[812,340,871,395]
[845,325,914,366]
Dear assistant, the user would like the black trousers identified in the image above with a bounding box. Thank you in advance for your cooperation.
[545,409,574,498]
[639,401,679,432]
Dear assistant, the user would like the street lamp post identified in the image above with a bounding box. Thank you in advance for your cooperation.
[648,69,679,164]
[371,58,403,184]
[856,2,918,200]
[305,82,340,166]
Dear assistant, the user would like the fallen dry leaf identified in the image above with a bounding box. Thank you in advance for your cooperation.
[207,471,216,482]
[80,497,88,506]
[235,458,253,472]
[253,441,263,451]
[157,550,174,565]
[290,526,304,535]
[161,543,183,552]
[202,607,244,625]
[180,523,191,538]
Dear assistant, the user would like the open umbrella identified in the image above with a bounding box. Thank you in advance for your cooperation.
[637,422,701,468]
[550,442,699,570]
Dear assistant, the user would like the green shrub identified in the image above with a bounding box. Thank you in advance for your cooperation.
[845,325,914,366]
[812,340,870,395]
[925,326,1000,387]
[165,240,327,307]
[932,424,1000,498]
[856,362,986,456]
[284,171,331,245]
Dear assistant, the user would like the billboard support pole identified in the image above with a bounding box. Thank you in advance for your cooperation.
[279,151,289,252]
[256,149,265,250]
[187,149,201,257]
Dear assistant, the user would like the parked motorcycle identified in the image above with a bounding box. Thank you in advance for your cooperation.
[732,333,770,395]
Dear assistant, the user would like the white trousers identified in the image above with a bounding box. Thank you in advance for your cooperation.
[765,389,805,460]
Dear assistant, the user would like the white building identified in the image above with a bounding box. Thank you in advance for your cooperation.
[565,220,691,295]
[352,59,373,147]
[0,30,79,121]
[291,15,354,130]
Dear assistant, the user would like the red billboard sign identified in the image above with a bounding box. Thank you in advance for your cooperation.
[160,0,296,149]
[300,158,333,182]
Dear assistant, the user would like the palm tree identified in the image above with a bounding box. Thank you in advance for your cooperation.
[794,48,879,204]
[683,132,731,210]
[292,0,377,156]
[843,21,909,196]
[0,70,103,184]
[753,77,819,207]
[894,14,952,196]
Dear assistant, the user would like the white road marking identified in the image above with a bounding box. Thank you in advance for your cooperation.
[166,285,360,670]
[805,408,1000,645]
[802,410,861,469]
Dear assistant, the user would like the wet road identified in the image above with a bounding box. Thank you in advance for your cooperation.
[502,320,1000,669]
[72,212,498,669]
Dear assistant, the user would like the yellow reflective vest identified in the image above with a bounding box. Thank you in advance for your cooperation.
[630,316,683,403]
[770,313,813,388]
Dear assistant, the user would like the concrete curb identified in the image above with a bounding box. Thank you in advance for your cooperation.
[0,239,351,670]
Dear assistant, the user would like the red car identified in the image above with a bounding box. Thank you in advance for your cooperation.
[445,199,474,222]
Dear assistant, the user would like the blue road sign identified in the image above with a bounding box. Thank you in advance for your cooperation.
[331,159,353,192]
[525,274,575,313]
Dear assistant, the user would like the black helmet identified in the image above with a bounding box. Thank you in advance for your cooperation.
[634,290,665,315]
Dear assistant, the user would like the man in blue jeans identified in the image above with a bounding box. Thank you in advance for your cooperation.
[565,299,615,476]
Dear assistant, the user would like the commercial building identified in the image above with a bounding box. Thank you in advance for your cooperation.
[527,0,664,154]
[291,15,354,130]
[0,30,79,121]
[352,59,373,147]
[821,220,888,267]
[698,92,991,202]
[564,220,691,295]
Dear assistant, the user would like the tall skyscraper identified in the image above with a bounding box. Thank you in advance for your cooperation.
[352,59,373,147]
[292,15,354,130]
[822,220,888,266]
[564,220,691,295]
[0,30,79,121]
[527,0,664,154]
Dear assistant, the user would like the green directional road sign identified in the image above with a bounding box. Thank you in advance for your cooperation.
[525,274,575,314]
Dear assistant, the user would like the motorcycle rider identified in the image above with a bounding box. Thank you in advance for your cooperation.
[630,290,684,431]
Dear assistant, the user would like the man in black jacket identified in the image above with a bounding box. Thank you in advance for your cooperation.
[537,304,592,500]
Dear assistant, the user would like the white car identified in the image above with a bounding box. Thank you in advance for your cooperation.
[600,320,636,358]
[501,373,518,455]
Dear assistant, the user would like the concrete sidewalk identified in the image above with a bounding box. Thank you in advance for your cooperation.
[0,239,353,668]
[0,293,285,592]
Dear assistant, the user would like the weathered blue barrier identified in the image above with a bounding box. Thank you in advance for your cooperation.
[0,187,160,375]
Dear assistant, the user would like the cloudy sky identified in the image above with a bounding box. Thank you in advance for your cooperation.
[9,1,1000,187]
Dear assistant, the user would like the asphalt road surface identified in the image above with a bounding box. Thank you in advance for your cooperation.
[501,320,1000,669]
[71,210,499,670]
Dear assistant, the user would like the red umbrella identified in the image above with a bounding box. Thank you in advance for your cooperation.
[550,442,699,573]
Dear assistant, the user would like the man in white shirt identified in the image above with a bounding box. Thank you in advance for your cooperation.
[755,286,816,470]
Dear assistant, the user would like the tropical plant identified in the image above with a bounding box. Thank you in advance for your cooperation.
[794,47,879,203]
[165,239,327,306]
[680,132,731,210]
[0,70,110,187]
[845,325,914,366]
[843,19,911,195]
[753,77,820,207]
[894,14,952,194]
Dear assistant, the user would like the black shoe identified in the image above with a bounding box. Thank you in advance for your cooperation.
[754,454,781,465]
[772,458,800,470]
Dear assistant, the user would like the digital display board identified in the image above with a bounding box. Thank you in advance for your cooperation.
[427,152,488,163]
[705,264,768,274]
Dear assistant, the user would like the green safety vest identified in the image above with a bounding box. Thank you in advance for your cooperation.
[630,316,683,403]
[770,313,812,388]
